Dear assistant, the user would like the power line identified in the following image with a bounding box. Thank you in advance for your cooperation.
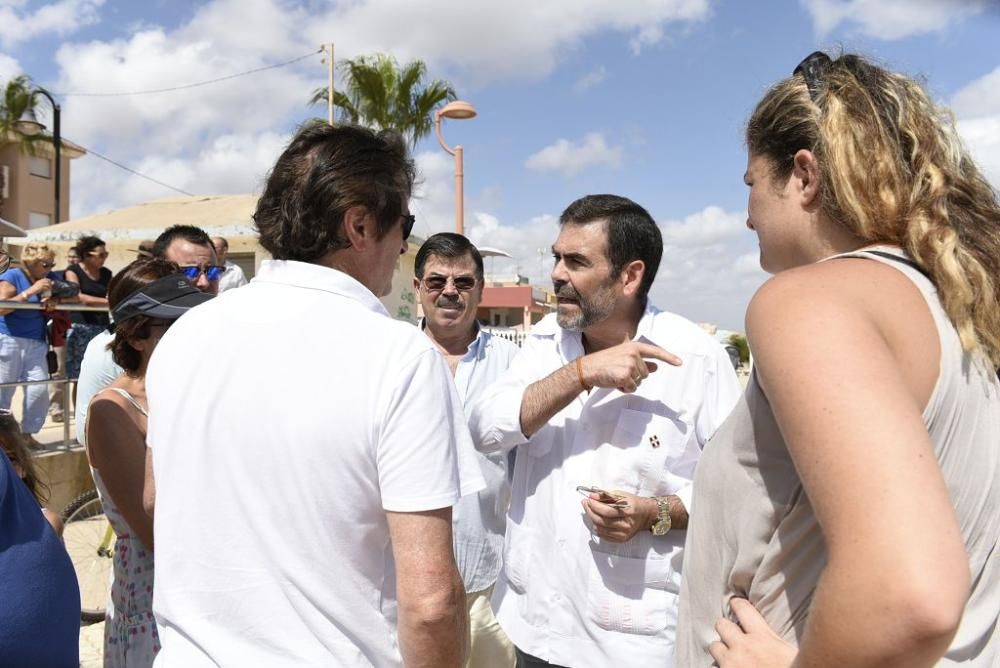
[68,139,194,196]
[54,49,321,98]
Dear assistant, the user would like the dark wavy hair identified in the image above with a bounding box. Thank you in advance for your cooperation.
[106,258,180,373]
[0,414,48,504]
[253,122,415,262]
[74,235,105,257]
[559,194,663,300]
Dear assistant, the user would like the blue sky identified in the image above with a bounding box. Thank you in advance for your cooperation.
[2,0,998,330]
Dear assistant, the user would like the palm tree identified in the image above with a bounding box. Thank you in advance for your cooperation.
[0,75,48,156]
[310,53,456,148]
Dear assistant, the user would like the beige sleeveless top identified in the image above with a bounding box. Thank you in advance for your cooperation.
[676,248,1000,666]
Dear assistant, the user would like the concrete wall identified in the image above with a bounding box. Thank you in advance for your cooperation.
[34,446,95,513]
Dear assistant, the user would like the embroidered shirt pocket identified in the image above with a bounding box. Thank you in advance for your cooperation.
[585,550,676,636]
[604,409,691,494]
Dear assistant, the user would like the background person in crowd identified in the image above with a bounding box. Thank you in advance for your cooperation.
[0,408,62,536]
[470,195,742,668]
[0,235,80,664]
[676,52,1000,668]
[211,236,247,293]
[86,259,213,668]
[75,224,220,447]
[64,235,111,385]
[134,239,155,259]
[46,246,78,423]
[415,232,520,668]
[0,242,63,449]
[144,123,483,667]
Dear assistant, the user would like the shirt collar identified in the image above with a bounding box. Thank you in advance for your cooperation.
[253,259,389,317]
[418,317,484,359]
[533,299,666,349]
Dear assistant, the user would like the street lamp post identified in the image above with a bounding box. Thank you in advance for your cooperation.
[434,100,477,236]
[15,88,61,224]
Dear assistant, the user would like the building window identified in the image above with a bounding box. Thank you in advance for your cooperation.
[29,157,51,178]
[29,212,51,229]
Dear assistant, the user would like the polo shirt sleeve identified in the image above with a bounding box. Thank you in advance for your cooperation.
[377,348,485,513]
[467,334,547,454]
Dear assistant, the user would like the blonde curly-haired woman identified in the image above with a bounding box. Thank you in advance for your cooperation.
[677,52,1000,667]
[0,242,61,447]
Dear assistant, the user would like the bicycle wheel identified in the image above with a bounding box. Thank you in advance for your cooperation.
[61,488,115,623]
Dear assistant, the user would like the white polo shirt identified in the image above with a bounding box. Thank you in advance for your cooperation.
[468,303,742,668]
[147,260,485,667]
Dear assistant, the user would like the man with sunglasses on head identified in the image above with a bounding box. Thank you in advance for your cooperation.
[144,124,483,668]
[74,224,221,448]
[414,233,520,668]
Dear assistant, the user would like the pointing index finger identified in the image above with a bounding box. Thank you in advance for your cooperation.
[634,342,682,367]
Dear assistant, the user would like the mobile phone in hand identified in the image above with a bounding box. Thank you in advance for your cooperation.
[575,485,629,508]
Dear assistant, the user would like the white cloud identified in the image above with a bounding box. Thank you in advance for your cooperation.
[303,0,710,86]
[951,65,1000,189]
[957,116,1000,189]
[0,52,19,81]
[45,0,710,219]
[525,133,624,177]
[574,65,607,93]
[801,0,990,40]
[952,64,1000,118]
[661,205,746,247]
[0,0,104,46]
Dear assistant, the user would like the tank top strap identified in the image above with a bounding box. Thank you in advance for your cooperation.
[98,387,149,417]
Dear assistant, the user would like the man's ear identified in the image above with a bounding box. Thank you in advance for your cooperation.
[342,206,376,250]
[412,276,421,292]
[621,259,645,298]
[792,149,821,209]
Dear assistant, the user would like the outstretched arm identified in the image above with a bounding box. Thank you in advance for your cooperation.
[519,339,682,437]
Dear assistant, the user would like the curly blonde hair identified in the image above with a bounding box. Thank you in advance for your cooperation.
[20,242,56,265]
[747,52,1000,367]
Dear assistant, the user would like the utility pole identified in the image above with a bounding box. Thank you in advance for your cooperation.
[322,43,335,125]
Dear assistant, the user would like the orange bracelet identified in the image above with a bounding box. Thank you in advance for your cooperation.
[575,357,591,392]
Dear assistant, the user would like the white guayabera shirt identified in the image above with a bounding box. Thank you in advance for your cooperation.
[469,303,742,668]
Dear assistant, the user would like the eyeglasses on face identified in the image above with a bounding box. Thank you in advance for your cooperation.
[38,261,55,269]
[400,214,415,241]
[88,251,109,258]
[793,51,832,103]
[181,265,225,282]
[421,275,478,292]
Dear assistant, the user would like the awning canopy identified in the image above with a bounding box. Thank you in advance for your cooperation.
[0,216,27,238]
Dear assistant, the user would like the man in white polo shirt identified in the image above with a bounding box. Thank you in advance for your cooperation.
[469,195,742,668]
[145,124,484,667]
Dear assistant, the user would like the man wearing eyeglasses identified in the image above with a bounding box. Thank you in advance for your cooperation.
[144,124,483,668]
[414,233,520,668]
[74,224,220,447]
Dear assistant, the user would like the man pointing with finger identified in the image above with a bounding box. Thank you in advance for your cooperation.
[470,194,741,668]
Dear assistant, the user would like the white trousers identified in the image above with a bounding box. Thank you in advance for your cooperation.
[0,334,50,434]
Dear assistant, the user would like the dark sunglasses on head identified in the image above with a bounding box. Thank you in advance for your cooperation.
[422,275,478,292]
[181,265,225,282]
[401,214,415,241]
[793,51,832,103]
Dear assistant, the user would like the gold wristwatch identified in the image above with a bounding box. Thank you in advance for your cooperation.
[650,496,672,536]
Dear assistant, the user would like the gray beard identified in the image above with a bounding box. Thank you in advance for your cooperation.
[556,285,617,332]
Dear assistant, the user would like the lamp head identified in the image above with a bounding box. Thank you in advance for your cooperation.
[438,100,477,121]
[15,106,44,136]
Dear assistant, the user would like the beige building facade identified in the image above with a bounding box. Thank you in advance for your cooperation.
[0,132,85,230]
